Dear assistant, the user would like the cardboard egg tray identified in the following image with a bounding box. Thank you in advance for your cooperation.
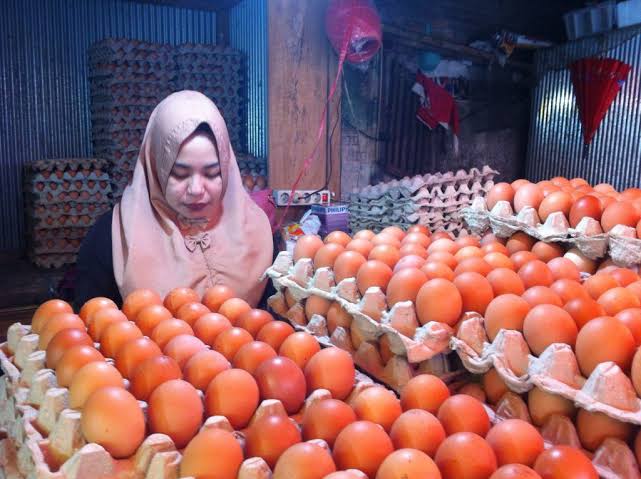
[0,323,377,479]
[89,38,174,62]
[30,228,91,242]
[462,198,641,267]
[264,252,463,391]
[27,253,77,270]
[449,312,641,428]
[91,105,152,122]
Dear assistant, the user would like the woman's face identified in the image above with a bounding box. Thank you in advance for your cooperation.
[165,131,223,221]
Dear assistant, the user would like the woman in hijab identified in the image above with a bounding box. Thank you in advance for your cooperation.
[73,91,273,308]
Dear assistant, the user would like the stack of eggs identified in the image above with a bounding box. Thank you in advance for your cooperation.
[348,166,497,235]
[88,38,175,201]
[239,152,269,193]
[23,158,112,268]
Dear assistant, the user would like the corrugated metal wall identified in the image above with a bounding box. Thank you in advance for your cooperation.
[1,0,269,252]
[526,26,641,189]
[230,0,267,158]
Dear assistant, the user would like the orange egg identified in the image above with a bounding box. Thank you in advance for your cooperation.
[484,252,515,271]
[69,361,124,409]
[506,232,536,255]
[484,294,531,342]
[575,316,635,375]
[163,287,200,315]
[79,297,117,324]
[180,428,243,479]
[437,394,490,436]
[377,448,441,479]
[31,299,73,334]
[294,235,325,261]
[88,308,128,342]
[352,386,402,432]
[514,183,544,213]
[629,280,641,303]
[256,356,306,414]
[395,255,427,272]
[114,336,162,378]
[483,368,509,404]
[175,302,211,327]
[523,304,578,355]
[522,286,563,307]
[346,238,374,258]
[547,257,581,281]
[302,398,357,447]
[213,327,253,361]
[325,230,352,247]
[550,279,588,303]
[398,243,428,259]
[372,233,401,248]
[278,332,320,369]
[333,421,394,477]
[511,179,530,190]
[193,312,232,345]
[100,321,143,359]
[610,267,640,287]
[534,445,598,479]
[538,181,560,197]
[381,226,406,241]
[427,238,458,255]
[236,309,274,338]
[334,251,368,283]
[218,297,252,325]
[45,328,93,369]
[421,261,455,281]
[538,191,573,222]
[416,279,463,326]
[510,251,538,270]
[486,183,516,210]
[435,432,498,479]
[81,387,145,459]
[408,225,431,235]
[135,304,173,336]
[205,368,259,428]
[256,321,295,351]
[633,348,641,396]
[184,349,231,390]
[615,308,641,345]
[598,286,641,315]
[402,232,431,248]
[122,288,162,321]
[570,177,590,188]
[490,464,542,479]
[486,419,544,466]
[584,273,619,300]
[458,383,487,404]
[453,272,494,315]
[304,347,354,401]
[455,246,484,261]
[356,260,394,294]
[163,334,207,369]
[531,241,564,262]
[368,244,401,269]
[601,201,640,232]
[273,442,337,479]
[315,243,347,269]
[564,248,598,274]
[453,257,492,276]
[151,319,194,350]
[486,268,526,296]
[594,182,616,193]
[129,354,182,401]
[354,229,376,241]
[426,251,458,269]
[482,242,509,255]
[518,260,554,288]
[569,195,602,228]
[55,345,105,387]
[386,268,428,306]
[202,284,236,312]
[304,295,332,321]
[38,312,85,350]
[245,414,302,468]
[576,408,634,451]
[527,387,576,426]
[148,379,203,448]
[390,409,445,456]
[400,374,450,414]
[564,297,606,329]
[326,302,352,334]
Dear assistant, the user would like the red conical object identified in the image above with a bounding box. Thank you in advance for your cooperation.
[569,57,631,146]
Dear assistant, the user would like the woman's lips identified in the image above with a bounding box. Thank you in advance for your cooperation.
[185,203,207,212]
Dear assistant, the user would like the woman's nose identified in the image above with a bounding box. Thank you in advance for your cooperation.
[187,175,204,196]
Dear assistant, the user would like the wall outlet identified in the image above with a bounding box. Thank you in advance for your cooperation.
[272,189,332,206]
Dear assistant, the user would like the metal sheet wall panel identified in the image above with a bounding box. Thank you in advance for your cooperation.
[230,0,267,159]
[526,26,641,189]
[0,0,216,251]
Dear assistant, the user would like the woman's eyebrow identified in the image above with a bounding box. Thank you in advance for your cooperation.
[204,162,220,169]
[172,162,191,170]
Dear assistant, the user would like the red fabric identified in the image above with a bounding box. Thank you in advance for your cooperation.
[415,71,459,135]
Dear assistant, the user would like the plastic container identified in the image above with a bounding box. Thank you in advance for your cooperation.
[617,0,641,28]
[563,1,616,40]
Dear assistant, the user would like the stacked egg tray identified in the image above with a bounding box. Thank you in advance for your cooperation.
[462,197,641,267]
[23,159,112,269]
[348,165,497,235]
[0,322,383,479]
[237,153,268,179]
[174,44,246,151]
[89,39,176,201]
[264,251,463,392]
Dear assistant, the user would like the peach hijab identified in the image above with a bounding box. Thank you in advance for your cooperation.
[112,90,273,306]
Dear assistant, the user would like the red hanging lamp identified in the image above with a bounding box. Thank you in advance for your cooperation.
[569,57,631,159]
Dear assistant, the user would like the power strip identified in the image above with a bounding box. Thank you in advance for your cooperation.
[272,189,332,206]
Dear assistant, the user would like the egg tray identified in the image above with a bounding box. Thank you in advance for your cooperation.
[27,253,77,270]
[0,323,378,479]
[264,251,464,391]
[29,228,92,242]
[449,312,641,428]
[349,181,493,206]
[89,40,174,63]
[28,239,84,256]
[25,159,109,175]
[462,197,641,267]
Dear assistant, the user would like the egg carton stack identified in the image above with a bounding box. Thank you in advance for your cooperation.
[265,251,464,392]
[23,158,112,269]
[0,322,380,479]
[174,43,246,152]
[348,166,497,236]
[238,152,269,193]
[89,39,175,201]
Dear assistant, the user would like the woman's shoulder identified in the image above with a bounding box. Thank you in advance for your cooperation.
[79,209,114,263]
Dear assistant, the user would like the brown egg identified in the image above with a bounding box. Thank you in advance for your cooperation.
[100,321,143,359]
[427,238,458,255]
[55,345,105,387]
[402,232,431,248]
[506,232,536,255]
[279,332,320,370]
[408,225,431,235]
[180,428,243,479]
[523,304,578,355]
[38,313,85,350]
[453,272,494,315]
[325,231,352,247]
[427,251,458,269]
[511,179,530,190]
[88,308,128,341]
[575,316,635,375]
[314,243,345,269]
[352,386,402,432]
[486,183,516,210]
[381,226,406,241]
[538,191,573,222]
[576,409,634,451]
[135,304,173,336]
[569,177,590,188]
[369,244,401,269]
[185,349,231,390]
[483,369,509,404]
[326,302,352,334]
[564,248,597,274]
[163,334,207,369]
[176,302,211,327]
[547,257,581,281]
[611,268,640,287]
[213,327,253,361]
[218,298,252,325]
[514,183,544,213]
[510,251,538,270]
[69,361,125,409]
[151,319,194,350]
[484,252,515,271]
[486,268,525,296]
[550,279,588,303]
[334,251,367,283]
[386,268,428,307]
[564,297,606,329]
[399,243,428,259]
[114,337,162,378]
[79,297,117,324]
[482,241,509,255]
[415,279,463,326]
[527,387,576,426]
[236,309,274,338]
[395,255,427,272]
[193,313,232,345]
[616,308,641,345]
[130,355,182,401]
[354,229,376,241]
[163,287,200,316]
[294,235,325,261]
[46,328,93,369]
[531,242,564,262]
[454,257,492,276]
[304,295,332,321]
[455,236,481,248]
[372,233,401,248]
[256,321,295,351]
[598,287,641,315]
[484,294,531,341]
[538,180,560,197]
[346,238,374,257]
[356,260,394,295]
[601,201,640,232]
[454,246,484,262]
[421,261,455,281]
[202,284,236,312]
[122,289,162,321]
[518,260,554,288]
[522,286,563,307]
[569,195,602,228]
[594,183,616,193]
[31,299,73,334]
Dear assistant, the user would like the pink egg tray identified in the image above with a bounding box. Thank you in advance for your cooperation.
[463,198,641,267]
[451,312,641,427]
[0,323,377,479]
[265,252,462,391]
